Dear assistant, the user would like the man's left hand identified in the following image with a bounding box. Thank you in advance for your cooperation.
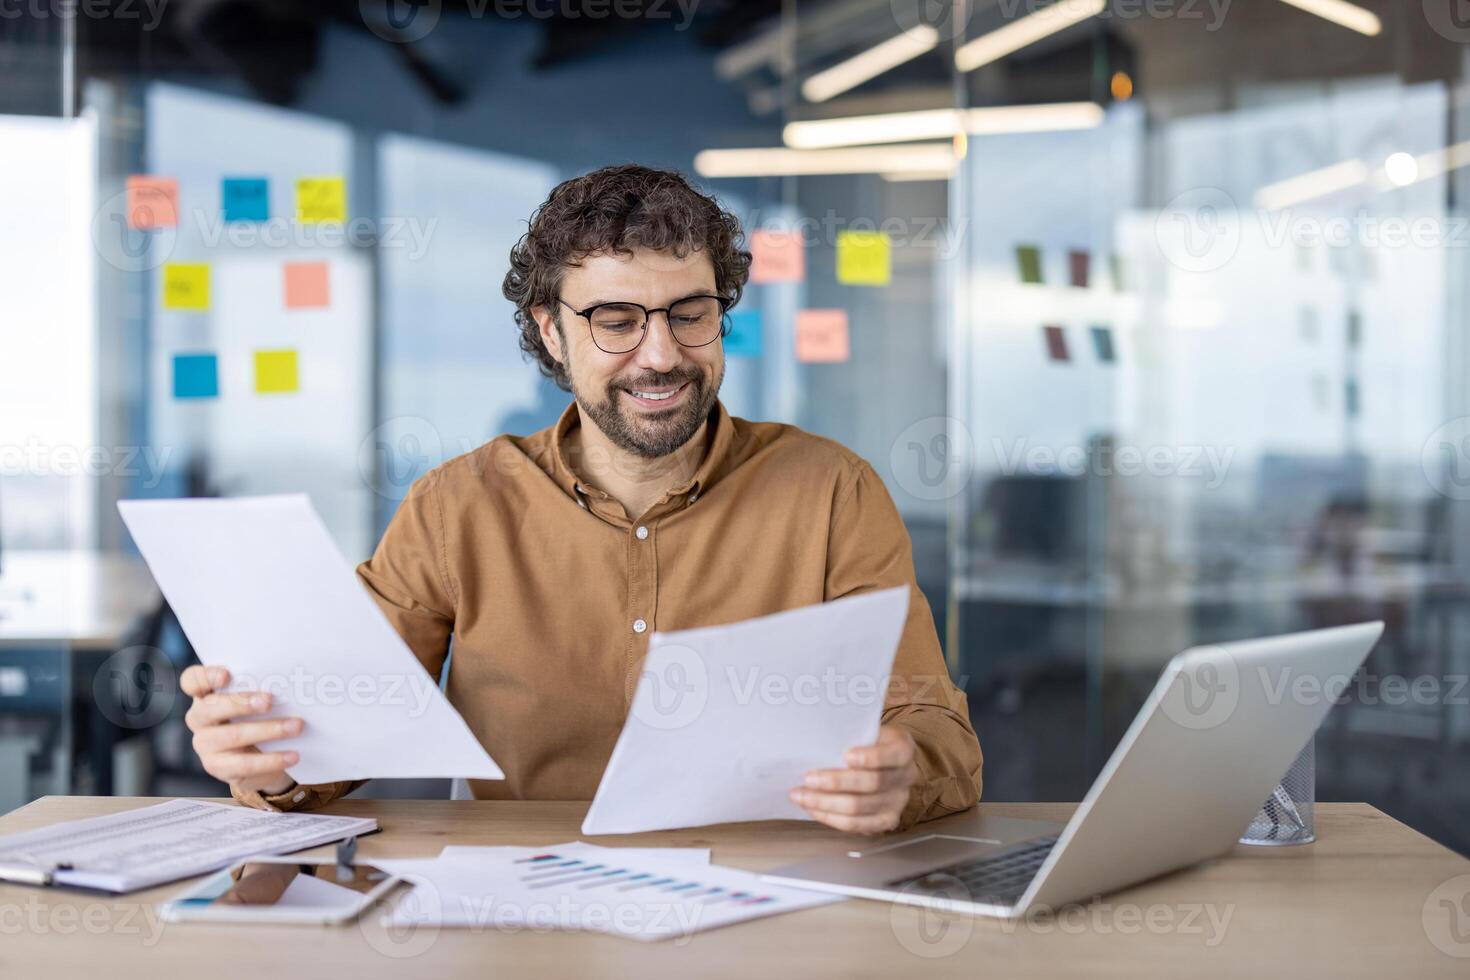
[789,724,918,834]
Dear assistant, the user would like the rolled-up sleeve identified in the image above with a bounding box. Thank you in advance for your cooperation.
[232,473,457,812]
[824,459,983,829]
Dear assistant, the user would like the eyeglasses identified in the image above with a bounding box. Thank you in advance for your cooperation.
[558,294,730,355]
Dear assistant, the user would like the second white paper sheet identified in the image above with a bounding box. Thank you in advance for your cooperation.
[582,587,909,834]
[118,494,503,784]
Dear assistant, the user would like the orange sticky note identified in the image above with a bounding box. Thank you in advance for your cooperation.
[254,350,300,394]
[750,229,806,284]
[127,175,178,230]
[284,261,330,309]
[795,309,850,363]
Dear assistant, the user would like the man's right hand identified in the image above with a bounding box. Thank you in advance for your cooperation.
[181,665,303,798]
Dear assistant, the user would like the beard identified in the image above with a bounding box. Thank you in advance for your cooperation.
[573,362,722,459]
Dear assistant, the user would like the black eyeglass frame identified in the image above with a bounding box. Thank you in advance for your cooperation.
[557,294,733,354]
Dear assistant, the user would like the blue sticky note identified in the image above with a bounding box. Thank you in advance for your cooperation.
[173,353,219,399]
[724,310,763,357]
[221,177,269,222]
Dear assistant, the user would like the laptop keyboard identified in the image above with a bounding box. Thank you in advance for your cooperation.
[886,835,1059,906]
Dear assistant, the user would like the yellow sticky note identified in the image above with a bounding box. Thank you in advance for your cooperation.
[836,230,891,286]
[254,350,300,394]
[162,263,210,311]
[295,176,346,223]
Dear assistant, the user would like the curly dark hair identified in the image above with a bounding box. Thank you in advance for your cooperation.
[503,164,752,391]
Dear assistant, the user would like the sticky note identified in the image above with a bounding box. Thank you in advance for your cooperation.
[172,353,219,399]
[1016,245,1042,284]
[126,175,178,230]
[162,263,210,311]
[724,309,763,357]
[295,176,347,223]
[836,230,891,286]
[254,350,300,394]
[1043,325,1070,363]
[749,229,805,284]
[1090,326,1115,363]
[222,177,269,222]
[1068,249,1090,288]
[284,261,330,309]
[795,309,849,363]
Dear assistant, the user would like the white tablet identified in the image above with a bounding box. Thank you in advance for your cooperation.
[159,857,403,925]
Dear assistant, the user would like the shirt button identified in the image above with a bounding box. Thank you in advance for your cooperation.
[633,618,647,634]
[635,525,649,540]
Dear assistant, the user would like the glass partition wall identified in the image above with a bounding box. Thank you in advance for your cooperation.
[750,2,1470,851]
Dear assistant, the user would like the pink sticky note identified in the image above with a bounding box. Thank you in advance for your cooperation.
[750,229,806,284]
[795,309,850,363]
[126,175,178,230]
[284,261,330,309]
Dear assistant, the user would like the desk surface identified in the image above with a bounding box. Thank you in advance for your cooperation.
[3,798,1469,978]
[0,550,159,649]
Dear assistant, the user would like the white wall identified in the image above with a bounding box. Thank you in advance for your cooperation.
[0,113,96,549]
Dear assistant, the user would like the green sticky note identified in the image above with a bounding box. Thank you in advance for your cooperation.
[1016,245,1042,285]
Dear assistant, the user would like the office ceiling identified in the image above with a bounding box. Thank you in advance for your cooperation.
[37,0,1470,112]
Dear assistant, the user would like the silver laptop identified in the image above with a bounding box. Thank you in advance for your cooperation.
[763,622,1384,917]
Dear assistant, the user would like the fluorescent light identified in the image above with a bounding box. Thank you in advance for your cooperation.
[693,144,957,178]
[967,101,1104,134]
[785,108,962,149]
[783,102,1103,149]
[1383,152,1418,187]
[1276,0,1381,36]
[1253,159,1370,210]
[1378,141,1470,188]
[802,26,940,103]
[1259,141,1470,206]
[881,170,954,182]
[955,0,1106,73]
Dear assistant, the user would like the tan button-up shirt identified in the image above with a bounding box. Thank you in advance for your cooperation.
[234,401,982,828]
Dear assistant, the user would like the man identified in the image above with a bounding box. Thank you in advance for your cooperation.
[181,164,982,834]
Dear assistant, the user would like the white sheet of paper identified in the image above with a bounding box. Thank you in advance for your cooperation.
[375,843,840,941]
[118,494,503,784]
[581,587,909,835]
[439,842,710,865]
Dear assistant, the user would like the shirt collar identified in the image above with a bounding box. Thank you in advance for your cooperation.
[548,398,734,504]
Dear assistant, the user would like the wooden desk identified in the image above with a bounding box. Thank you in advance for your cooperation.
[0,551,163,801]
[2,797,1468,978]
[0,550,160,651]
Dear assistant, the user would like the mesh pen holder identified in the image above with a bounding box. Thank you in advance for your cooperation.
[1240,739,1315,845]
